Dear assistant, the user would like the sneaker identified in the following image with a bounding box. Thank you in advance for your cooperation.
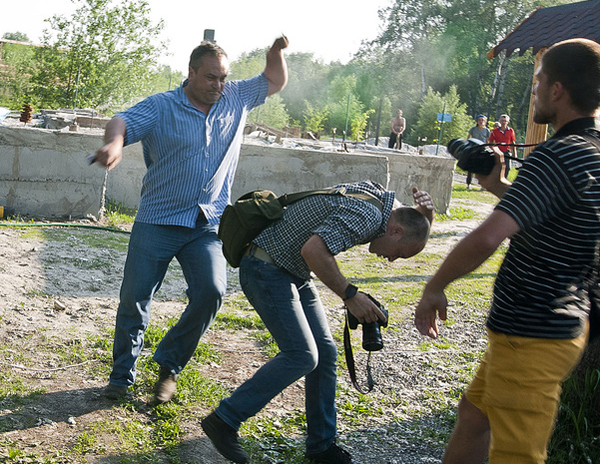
[306,443,353,464]
[104,383,128,399]
[153,366,178,404]
[201,411,249,464]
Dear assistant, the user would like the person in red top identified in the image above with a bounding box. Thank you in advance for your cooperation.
[488,114,517,178]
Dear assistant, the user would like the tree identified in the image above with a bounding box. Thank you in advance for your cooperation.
[145,65,185,95]
[229,48,267,80]
[30,0,166,112]
[411,85,471,146]
[365,0,579,138]
[248,94,289,129]
[302,102,328,136]
[350,108,375,141]
[2,32,31,42]
[279,52,332,125]
[0,41,36,108]
[229,47,290,130]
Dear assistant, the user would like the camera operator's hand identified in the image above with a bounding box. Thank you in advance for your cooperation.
[414,284,448,339]
[346,292,387,325]
[475,147,512,199]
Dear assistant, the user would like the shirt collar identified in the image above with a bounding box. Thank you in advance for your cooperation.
[552,117,600,138]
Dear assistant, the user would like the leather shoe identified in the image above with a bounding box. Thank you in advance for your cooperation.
[306,442,353,463]
[153,366,178,404]
[201,411,248,463]
[104,383,128,399]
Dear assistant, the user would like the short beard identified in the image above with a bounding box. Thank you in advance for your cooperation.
[533,111,551,125]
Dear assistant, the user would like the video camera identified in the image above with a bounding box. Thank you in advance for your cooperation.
[447,138,497,175]
[447,138,524,175]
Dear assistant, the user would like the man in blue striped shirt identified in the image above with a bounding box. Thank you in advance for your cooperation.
[94,36,288,404]
[415,39,600,464]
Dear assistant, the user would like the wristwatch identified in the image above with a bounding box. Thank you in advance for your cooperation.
[343,283,358,301]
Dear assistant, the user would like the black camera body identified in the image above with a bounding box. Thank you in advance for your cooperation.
[347,294,388,352]
[447,138,496,175]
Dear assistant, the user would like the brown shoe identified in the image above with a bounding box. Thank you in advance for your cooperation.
[153,366,178,404]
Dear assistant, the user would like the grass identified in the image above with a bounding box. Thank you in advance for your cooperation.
[548,366,600,463]
[1,182,596,463]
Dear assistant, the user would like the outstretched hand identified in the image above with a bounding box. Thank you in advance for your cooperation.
[414,287,448,339]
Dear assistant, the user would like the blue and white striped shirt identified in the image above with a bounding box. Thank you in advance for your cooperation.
[118,73,269,227]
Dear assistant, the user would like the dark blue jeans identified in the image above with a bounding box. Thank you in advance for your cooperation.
[215,254,338,454]
[109,219,227,386]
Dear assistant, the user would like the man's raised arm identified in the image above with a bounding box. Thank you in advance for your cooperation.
[264,36,289,96]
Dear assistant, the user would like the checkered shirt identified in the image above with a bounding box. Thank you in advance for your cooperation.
[254,181,395,280]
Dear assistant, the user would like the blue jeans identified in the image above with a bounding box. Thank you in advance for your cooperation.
[215,254,338,454]
[109,219,227,386]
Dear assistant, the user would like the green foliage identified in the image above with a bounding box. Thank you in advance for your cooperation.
[350,108,375,141]
[302,101,328,135]
[229,47,291,129]
[229,48,267,80]
[324,74,374,139]
[2,32,31,42]
[359,0,579,140]
[248,94,289,129]
[0,42,36,109]
[279,52,333,125]
[548,368,600,463]
[412,85,471,145]
[30,0,166,112]
[144,65,185,95]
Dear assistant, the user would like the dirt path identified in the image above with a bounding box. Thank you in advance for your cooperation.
[0,194,495,463]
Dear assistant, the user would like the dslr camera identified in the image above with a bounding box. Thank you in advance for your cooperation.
[347,294,388,351]
[447,138,497,175]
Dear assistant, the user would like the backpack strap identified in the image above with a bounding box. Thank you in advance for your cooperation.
[277,187,384,211]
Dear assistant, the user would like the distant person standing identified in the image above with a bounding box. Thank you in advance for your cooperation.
[489,114,517,178]
[466,114,491,189]
[388,109,406,150]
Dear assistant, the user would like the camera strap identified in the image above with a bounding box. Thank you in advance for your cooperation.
[486,143,538,162]
[343,315,375,394]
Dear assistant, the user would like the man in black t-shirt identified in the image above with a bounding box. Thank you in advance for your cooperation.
[415,39,600,464]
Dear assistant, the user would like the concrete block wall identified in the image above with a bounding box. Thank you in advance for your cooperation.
[0,126,106,219]
[387,153,455,212]
[231,145,390,201]
[0,126,455,219]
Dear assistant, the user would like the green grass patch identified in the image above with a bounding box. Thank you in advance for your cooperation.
[212,312,266,331]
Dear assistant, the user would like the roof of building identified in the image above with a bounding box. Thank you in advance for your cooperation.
[487,0,600,58]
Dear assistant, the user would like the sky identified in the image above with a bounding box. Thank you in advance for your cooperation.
[1,0,391,74]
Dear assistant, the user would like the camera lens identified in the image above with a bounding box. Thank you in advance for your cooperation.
[362,323,384,351]
[447,138,496,175]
